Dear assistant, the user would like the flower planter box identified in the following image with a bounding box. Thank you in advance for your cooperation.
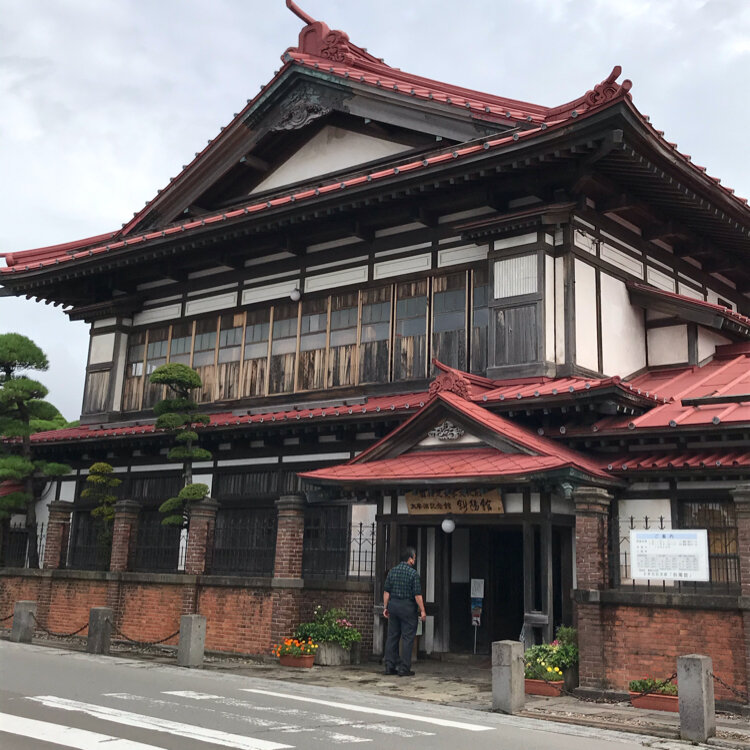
[314,642,351,666]
[525,679,564,696]
[278,654,315,668]
[629,692,679,712]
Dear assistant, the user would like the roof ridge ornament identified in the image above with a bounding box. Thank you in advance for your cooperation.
[429,371,471,400]
[286,0,316,25]
[583,65,632,107]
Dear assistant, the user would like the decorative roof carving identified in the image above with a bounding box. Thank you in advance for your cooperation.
[321,30,356,65]
[272,85,332,131]
[582,65,632,107]
[428,420,465,441]
[429,371,470,400]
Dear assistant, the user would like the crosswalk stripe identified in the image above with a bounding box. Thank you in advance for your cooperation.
[164,691,434,739]
[0,711,161,750]
[26,696,293,750]
[241,688,493,732]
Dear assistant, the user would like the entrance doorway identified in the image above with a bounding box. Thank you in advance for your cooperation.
[449,527,524,653]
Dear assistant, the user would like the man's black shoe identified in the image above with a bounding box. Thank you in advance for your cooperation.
[397,670,415,677]
[384,667,398,675]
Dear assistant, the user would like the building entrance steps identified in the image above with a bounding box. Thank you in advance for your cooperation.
[7,630,750,748]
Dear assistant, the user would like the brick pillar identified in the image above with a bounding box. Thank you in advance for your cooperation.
[270,494,306,645]
[182,497,219,615]
[109,499,140,572]
[107,499,140,625]
[573,486,614,690]
[731,483,750,702]
[42,501,72,570]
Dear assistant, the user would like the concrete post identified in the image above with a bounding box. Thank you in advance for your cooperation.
[177,614,206,668]
[492,640,525,714]
[87,606,113,655]
[11,601,37,643]
[731,484,750,703]
[678,654,716,742]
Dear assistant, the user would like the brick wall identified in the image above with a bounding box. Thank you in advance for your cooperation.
[301,588,374,656]
[599,604,747,703]
[198,586,272,654]
[119,583,184,646]
[46,579,107,635]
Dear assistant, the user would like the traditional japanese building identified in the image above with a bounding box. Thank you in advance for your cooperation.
[1,2,749,704]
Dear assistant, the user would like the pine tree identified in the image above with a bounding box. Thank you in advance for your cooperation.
[81,462,121,567]
[148,363,211,526]
[0,334,71,567]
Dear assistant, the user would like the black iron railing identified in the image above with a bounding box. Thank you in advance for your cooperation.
[303,519,376,581]
[0,522,46,568]
[67,512,111,571]
[133,511,183,573]
[210,507,276,576]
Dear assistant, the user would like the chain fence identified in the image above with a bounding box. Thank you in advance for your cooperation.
[0,612,14,624]
[106,617,180,648]
[630,673,678,698]
[30,613,88,638]
[711,672,749,703]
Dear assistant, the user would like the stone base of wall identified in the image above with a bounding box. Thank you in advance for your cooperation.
[575,589,748,703]
[0,571,374,657]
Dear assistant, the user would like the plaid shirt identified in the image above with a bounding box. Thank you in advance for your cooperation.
[384,561,421,600]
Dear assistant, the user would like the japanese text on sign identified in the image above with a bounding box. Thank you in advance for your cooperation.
[405,489,503,515]
[629,529,710,581]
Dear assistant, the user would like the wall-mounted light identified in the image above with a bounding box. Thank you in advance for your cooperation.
[441,518,456,534]
[289,288,301,302]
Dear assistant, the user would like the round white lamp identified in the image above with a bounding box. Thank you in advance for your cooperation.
[289,288,301,302]
[441,518,456,534]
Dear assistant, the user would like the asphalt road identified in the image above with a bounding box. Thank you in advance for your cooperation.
[0,641,693,750]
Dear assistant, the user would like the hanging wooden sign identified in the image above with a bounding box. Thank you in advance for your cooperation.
[405,488,503,515]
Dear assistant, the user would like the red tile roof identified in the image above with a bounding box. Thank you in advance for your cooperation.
[602,449,750,473]
[564,344,750,435]
[0,482,24,498]
[299,448,586,484]
[27,392,429,444]
[4,9,745,275]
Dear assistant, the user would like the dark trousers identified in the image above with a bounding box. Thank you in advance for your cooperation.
[385,598,417,672]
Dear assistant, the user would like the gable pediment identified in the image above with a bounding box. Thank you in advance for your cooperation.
[249,124,413,196]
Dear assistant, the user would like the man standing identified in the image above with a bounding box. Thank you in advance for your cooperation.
[383,546,427,677]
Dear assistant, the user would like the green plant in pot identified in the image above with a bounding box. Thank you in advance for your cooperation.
[294,606,362,666]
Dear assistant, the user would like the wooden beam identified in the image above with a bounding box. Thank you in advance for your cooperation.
[239,154,270,172]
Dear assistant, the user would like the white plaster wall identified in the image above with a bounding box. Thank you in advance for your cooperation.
[647,325,688,366]
[545,254,555,362]
[250,126,410,194]
[697,327,731,362]
[600,273,646,377]
[574,259,598,371]
[554,256,565,364]
[88,333,115,364]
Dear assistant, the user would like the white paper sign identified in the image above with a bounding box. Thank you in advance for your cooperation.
[630,530,710,581]
[470,578,485,598]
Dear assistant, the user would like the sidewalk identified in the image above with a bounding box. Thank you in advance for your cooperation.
[10,633,750,748]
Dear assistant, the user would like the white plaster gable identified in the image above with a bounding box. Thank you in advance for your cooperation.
[250,125,411,194]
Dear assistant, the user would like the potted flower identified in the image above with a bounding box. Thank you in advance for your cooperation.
[272,638,318,668]
[628,677,679,712]
[524,644,565,696]
[294,606,362,666]
[553,625,579,691]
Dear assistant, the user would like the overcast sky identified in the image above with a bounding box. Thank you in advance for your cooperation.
[1,0,748,421]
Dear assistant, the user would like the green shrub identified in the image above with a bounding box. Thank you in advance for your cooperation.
[294,606,362,650]
[628,677,678,695]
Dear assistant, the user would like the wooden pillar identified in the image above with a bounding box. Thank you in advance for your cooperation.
[42,501,72,570]
[573,486,613,690]
[270,494,306,645]
[731,483,750,702]
[540,492,554,642]
[521,489,535,649]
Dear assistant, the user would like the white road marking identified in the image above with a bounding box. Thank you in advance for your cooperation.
[26,696,293,750]
[0,711,161,750]
[164,691,433,740]
[241,688,493,732]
